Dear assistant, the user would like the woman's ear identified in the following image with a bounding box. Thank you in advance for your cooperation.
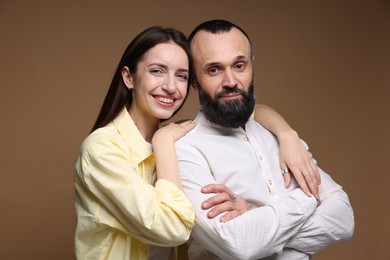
[121,66,134,90]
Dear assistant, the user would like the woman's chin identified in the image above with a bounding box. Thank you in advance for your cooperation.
[156,112,175,121]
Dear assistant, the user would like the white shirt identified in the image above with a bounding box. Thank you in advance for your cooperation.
[176,111,354,260]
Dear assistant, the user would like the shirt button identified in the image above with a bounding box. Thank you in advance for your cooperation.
[268,179,273,185]
[243,136,249,141]
[258,154,263,160]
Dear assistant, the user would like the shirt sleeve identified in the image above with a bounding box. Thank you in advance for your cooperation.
[77,137,195,247]
[176,143,318,260]
[274,248,310,260]
[284,167,355,254]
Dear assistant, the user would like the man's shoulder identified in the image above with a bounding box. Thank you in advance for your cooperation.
[176,122,208,144]
[246,118,273,135]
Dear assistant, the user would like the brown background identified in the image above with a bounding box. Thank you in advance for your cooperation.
[1,0,389,259]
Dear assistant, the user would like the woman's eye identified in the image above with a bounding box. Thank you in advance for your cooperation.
[177,73,188,81]
[150,68,164,75]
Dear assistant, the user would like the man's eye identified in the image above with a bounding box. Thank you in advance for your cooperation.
[208,67,220,75]
[234,63,246,71]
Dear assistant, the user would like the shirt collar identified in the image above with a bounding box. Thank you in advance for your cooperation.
[112,108,153,164]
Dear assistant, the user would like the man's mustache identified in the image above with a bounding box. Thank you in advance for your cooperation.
[215,88,245,99]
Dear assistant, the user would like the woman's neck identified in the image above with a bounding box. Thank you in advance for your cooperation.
[128,109,159,143]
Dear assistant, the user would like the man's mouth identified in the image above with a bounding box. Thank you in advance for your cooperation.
[216,88,244,100]
[221,93,242,99]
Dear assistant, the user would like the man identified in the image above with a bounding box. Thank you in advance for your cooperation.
[176,20,354,259]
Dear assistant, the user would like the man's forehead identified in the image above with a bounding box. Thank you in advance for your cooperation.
[190,28,251,63]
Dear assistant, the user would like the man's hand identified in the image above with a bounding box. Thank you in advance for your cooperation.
[201,184,249,222]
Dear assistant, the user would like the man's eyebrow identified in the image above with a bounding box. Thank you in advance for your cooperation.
[235,55,249,61]
[204,61,221,68]
[204,55,249,68]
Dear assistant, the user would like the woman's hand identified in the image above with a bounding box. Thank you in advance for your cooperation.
[200,184,250,223]
[278,130,321,200]
[153,120,196,144]
[152,120,195,189]
[252,104,321,202]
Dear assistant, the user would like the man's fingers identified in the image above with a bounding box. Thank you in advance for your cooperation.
[202,192,230,210]
[202,184,230,194]
[201,185,249,221]
[206,201,234,219]
[219,211,242,222]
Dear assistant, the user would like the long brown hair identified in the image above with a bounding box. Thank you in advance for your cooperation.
[91,26,191,132]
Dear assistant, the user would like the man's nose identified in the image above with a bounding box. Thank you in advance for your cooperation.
[222,69,238,88]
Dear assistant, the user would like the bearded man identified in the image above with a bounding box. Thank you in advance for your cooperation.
[175,19,354,260]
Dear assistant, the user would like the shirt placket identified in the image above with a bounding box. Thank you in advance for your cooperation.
[240,131,279,201]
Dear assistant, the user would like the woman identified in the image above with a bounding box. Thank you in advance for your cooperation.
[74,26,318,260]
[74,26,197,260]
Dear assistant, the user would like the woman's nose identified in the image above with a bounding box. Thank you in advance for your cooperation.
[161,77,177,93]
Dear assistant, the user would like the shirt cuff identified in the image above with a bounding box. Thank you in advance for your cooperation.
[155,179,196,228]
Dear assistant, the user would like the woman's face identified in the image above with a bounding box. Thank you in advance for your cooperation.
[126,42,189,122]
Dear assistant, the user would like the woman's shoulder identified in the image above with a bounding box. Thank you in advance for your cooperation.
[78,124,125,158]
[74,123,133,178]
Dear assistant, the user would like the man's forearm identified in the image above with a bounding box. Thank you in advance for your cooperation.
[187,188,318,259]
[285,170,355,254]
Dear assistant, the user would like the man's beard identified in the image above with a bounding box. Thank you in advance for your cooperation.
[198,82,256,128]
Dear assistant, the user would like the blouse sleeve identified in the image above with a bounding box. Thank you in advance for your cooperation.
[76,136,195,247]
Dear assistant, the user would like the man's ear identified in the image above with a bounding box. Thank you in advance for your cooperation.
[192,79,199,91]
[121,66,134,90]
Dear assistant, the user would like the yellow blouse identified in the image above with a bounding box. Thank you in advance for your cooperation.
[74,108,195,259]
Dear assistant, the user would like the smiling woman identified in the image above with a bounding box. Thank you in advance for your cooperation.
[73,26,197,260]
[121,42,189,125]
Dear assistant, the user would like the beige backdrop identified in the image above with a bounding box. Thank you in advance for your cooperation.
[1,0,389,259]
